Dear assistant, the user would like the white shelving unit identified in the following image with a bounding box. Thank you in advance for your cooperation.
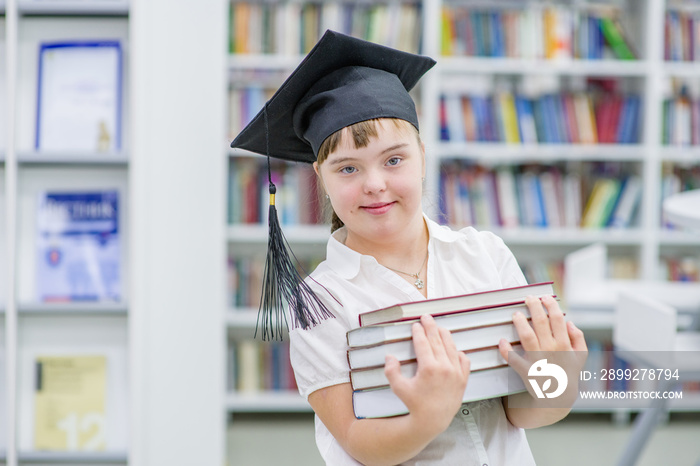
[225,0,700,425]
[3,1,226,465]
[3,1,131,464]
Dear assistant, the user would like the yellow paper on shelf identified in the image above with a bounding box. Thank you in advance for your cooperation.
[34,355,107,451]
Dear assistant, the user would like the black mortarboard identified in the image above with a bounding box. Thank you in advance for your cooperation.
[230,30,435,340]
[231,29,436,162]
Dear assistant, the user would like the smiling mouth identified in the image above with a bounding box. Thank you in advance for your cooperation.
[361,202,395,214]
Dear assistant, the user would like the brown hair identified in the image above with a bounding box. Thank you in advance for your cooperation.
[316,118,421,233]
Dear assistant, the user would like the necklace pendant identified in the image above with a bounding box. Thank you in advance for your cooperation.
[414,277,424,289]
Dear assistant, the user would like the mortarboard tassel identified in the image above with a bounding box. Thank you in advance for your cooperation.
[256,106,335,341]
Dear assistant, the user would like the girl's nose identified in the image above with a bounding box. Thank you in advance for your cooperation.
[363,169,386,194]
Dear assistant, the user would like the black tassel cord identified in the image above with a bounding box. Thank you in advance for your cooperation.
[257,105,335,341]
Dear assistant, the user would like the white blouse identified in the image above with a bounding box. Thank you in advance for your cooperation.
[290,215,537,466]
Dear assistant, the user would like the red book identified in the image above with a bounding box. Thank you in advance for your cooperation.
[358,281,555,327]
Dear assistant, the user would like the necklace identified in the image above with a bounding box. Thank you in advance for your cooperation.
[384,249,429,290]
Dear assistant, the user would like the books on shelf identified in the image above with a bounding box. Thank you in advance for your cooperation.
[438,90,640,144]
[441,4,636,60]
[229,340,297,393]
[36,190,121,302]
[36,41,123,153]
[665,9,700,62]
[439,162,641,230]
[227,157,323,226]
[662,90,700,146]
[660,163,700,229]
[34,355,107,451]
[348,283,555,418]
[229,2,421,56]
[228,255,323,309]
[358,282,555,327]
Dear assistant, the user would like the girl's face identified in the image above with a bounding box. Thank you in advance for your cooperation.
[315,120,425,249]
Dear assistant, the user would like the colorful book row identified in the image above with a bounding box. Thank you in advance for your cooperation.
[228,86,275,141]
[438,162,642,230]
[662,92,700,146]
[228,340,297,393]
[441,5,636,60]
[662,256,700,282]
[665,9,700,62]
[229,1,421,56]
[228,255,323,309]
[661,164,700,229]
[439,91,640,144]
[228,158,324,226]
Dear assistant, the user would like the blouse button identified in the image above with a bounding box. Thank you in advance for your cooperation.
[461,408,470,415]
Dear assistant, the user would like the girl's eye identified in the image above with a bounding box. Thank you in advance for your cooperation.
[387,157,401,166]
[340,166,357,174]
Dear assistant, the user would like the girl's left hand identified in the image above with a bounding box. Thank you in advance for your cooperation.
[498,295,588,395]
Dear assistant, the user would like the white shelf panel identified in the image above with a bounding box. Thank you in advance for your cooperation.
[488,228,645,246]
[17,450,128,463]
[226,310,258,328]
[18,301,128,315]
[436,143,646,162]
[227,224,330,244]
[226,391,311,413]
[228,54,303,71]
[440,57,649,77]
[18,151,128,166]
[659,146,700,162]
[662,61,700,77]
[18,0,129,16]
[659,229,700,246]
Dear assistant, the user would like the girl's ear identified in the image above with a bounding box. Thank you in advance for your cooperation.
[313,161,326,194]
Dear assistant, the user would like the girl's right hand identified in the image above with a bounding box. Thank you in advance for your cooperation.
[384,314,471,435]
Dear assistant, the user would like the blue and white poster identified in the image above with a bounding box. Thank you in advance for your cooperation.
[36,190,121,302]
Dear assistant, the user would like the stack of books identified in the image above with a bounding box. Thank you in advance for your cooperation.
[348,282,556,419]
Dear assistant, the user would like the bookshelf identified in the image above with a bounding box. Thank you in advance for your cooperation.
[2,1,132,464]
[1,1,227,465]
[225,0,700,440]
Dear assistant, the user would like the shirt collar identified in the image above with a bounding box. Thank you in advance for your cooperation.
[324,214,462,280]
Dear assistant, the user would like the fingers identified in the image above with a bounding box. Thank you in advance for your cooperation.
[568,321,588,352]
[384,354,406,393]
[421,314,448,360]
[527,296,555,348]
[518,295,578,352]
[498,338,513,362]
[543,295,568,344]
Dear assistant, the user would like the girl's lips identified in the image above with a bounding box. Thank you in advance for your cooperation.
[361,201,395,215]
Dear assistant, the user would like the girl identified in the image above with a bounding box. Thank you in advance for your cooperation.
[232,30,587,465]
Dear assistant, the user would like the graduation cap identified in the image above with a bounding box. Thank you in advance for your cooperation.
[231,30,436,340]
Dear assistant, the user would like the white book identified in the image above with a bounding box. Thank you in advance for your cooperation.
[608,175,641,228]
[353,366,527,419]
[445,93,466,143]
[539,170,562,228]
[350,344,522,391]
[348,322,520,370]
[563,173,582,228]
[495,167,520,228]
[348,302,533,347]
[358,282,554,327]
[320,2,341,36]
